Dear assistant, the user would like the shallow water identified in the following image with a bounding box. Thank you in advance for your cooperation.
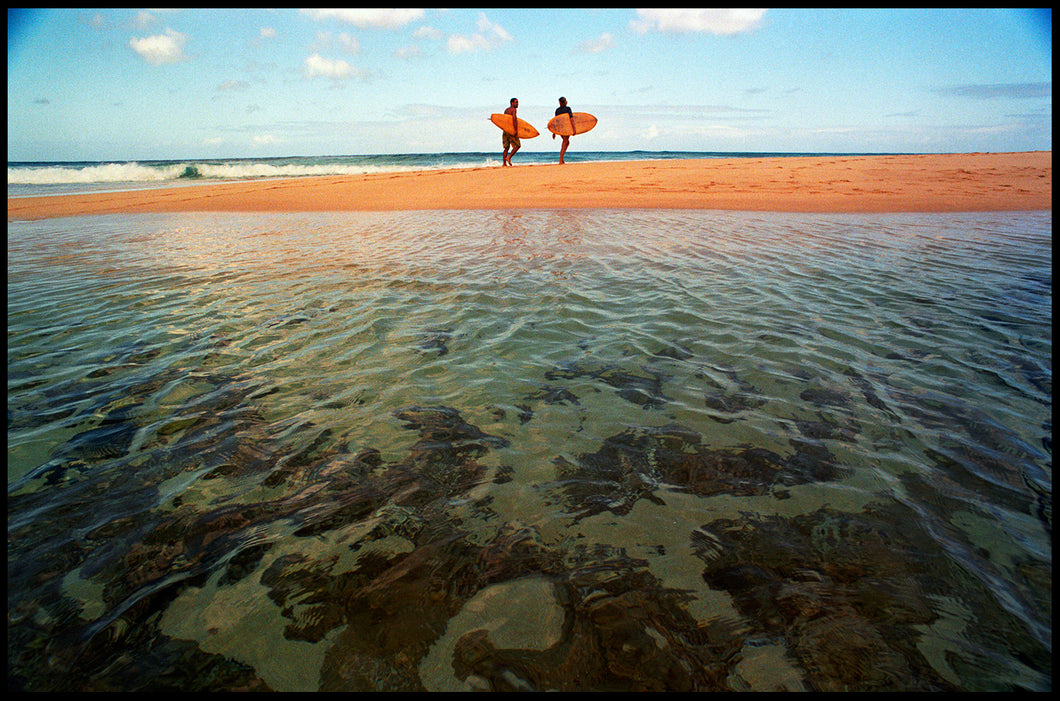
[7,209,1051,691]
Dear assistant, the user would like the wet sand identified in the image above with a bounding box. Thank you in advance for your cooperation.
[7,151,1051,220]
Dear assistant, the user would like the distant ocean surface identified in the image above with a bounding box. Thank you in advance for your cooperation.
[7,204,1050,690]
[7,151,896,198]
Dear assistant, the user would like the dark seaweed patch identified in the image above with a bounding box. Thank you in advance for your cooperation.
[554,424,850,521]
[546,360,669,410]
[416,327,453,356]
[696,503,1050,691]
[699,364,765,423]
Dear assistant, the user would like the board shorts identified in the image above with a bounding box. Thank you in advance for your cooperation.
[502,132,520,149]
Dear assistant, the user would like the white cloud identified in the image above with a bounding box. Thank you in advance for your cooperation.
[129,28,187,64]
[445,35,481,55]
[260,27,277,39]
[631,9,767,35]
[413,25,442,40]
[447,13,513,54]
[310,31,360,54]
[304,53,353,79]
[476,13,512,40]
[300,9,424,30]
[578,32,614,54]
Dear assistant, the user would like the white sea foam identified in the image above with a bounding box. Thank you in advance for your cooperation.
[189,162,428,179]
[6,161,441,186]
[6,157,504,197]
[7,162,188,185]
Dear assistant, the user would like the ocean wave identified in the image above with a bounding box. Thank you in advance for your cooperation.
[6,160,450,186]
[7,162,189,185]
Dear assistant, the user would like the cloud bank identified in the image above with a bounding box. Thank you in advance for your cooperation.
[631,9,767,35]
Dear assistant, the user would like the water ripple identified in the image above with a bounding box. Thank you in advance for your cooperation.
[7,209,1051,691]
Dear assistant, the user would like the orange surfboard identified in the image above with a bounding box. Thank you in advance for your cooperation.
[547,112,597,136]
[490,113,539,138]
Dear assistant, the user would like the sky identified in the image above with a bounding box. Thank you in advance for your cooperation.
[7,8,1052,162]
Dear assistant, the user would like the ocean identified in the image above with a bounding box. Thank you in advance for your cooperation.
[7,151,895,198]
[6,160,1052,691]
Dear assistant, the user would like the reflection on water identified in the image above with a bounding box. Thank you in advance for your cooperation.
[7,209,1051,691]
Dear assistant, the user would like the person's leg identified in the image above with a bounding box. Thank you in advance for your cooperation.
[559,135,570,164]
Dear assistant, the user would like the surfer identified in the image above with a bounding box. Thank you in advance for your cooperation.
[502,97,521,166]
[553,97,575,164]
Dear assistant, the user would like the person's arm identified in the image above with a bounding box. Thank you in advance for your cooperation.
[512,111,519,138]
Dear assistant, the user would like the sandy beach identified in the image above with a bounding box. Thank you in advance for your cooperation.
[8,151,1051,221]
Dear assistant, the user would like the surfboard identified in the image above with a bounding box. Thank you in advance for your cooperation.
[547,112,597,136]
[490,113,539,138]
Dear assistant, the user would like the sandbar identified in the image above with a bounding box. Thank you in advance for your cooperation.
[7,152,1051,221]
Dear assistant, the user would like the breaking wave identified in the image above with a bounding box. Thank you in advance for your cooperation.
[7,159,447,186]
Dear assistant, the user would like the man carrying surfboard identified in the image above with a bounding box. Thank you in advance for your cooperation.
[502,97,521,167]
[553,97,575,164]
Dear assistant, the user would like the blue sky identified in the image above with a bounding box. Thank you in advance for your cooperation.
[7,8,1052,161]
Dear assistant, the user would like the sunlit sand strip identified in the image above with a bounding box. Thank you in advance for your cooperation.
[8,152,1051,221]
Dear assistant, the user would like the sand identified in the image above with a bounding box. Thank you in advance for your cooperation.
[7,152,1051,221]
